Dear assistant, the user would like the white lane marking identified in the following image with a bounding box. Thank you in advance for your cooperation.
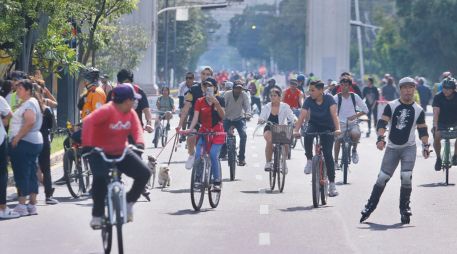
[259,205,269,215]
[251,145,256,149]
[258,233,271,246]
[255,174,263,180]
[258,188,266,194]
[254,163,260,168]
[252,153,258,158]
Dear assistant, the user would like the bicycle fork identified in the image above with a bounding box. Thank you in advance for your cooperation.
[107,182,127,225]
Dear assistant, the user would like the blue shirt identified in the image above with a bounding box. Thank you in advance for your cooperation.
[303,94,336,131]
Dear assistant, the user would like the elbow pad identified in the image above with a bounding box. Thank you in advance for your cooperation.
[418,127,429,139]
[377,119,388,131]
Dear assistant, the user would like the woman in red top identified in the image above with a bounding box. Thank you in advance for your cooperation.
[82,84,151,229]
[187,78,225,190]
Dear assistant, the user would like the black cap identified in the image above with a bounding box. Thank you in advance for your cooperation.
[203,77,217,86]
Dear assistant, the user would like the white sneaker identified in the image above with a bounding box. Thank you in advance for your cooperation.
[304,160,312,174]
[329,182,339,197]
[13,204,29,217]
[90,216,103,230]
[0,207,20,219]
[185,154,195,170]
[352,150,359,164]
[127,202,134,222]
[27,204,38,215]
[264,161,272,172]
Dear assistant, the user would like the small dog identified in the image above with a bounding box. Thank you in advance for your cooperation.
[157,165,171,188]
[147,156,157,189]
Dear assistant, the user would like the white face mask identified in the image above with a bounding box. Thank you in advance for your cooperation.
[206,87,214,97]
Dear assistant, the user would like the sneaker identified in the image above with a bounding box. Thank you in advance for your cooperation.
[54,176,67,185]
[127,202,134,222]
[185,154,195,170]
[212,182,222,192]
[90,216,103,229]
[27,204,38,215]
[0,207,20,219]
[238,160,246,166]
[352,150,359,164]
[435,158,442,171]
[264,161,272,172]
[304,160,312,174]
[13,204,29,216]
[45,197,59,205]
[335,162,341,171]
[453,155,457,166]
[328,182,339,197]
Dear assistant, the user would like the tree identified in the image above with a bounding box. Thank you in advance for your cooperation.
[96,24,150,78]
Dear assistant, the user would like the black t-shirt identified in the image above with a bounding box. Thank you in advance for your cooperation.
[432,92,457,126]
[106,85,150,126]
[383,100,425,147]
[302,94,336,131]
[40,107,54,144]
[362,86,380,106]
[184,84,204,115]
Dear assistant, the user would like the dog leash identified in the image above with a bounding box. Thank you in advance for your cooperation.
[166,133,180,166]
[154,132,177,160]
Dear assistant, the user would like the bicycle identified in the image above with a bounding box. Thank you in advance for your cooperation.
[439,127,457,185]
[179,131,226,211]
[153,111,172,148]
[338,119,361,184]
[63,121,91,198]
[225,116,249,181]
[83,145,142,254]
[305,131,333,208]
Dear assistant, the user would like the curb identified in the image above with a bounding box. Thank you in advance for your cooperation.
[7,149,65,187]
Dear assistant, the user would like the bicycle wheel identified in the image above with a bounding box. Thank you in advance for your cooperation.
[101,218,112,254]
[291,136,297,149]
[278,146,286,193]
[208,161,222,208]
[112,193,124,254]
[161,127,168,147]
[269,145,278,191]
[342,143,349,184]
[64,149,84,198]
[153,127,160,148]
[82,156,92,193]
[311,156,321,208]
[320,161,328,206]
[190,158,205,211]
[227,136,237,181]
[443,140,450,185]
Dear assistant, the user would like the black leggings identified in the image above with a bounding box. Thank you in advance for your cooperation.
[304,125,336,182]
[366,104,378,131]
[88,149,150,217]
[38,141,53,198]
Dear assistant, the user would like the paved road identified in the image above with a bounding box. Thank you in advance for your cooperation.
[2,114,457,254]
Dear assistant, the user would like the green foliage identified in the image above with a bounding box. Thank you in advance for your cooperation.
[228,0,306,71]
[97,24,150,77]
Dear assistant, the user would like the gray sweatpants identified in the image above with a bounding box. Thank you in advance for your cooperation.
[375,145,416,189]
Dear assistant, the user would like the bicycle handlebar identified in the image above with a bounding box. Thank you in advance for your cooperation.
[177,130,226,137]
[82,145,143,163]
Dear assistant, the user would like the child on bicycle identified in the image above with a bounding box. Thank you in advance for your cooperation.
[184,77,225,191]
[82,84,151,229]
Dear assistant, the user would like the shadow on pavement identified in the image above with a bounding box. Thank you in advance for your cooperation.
[418,182,455,187]
[240,190,280,194]
[222,178,241,182]
[54,196,91,203]
[165,188,190,194]
[279,206,315,212]
[336,181,352,186]
[359,222,414,231]
[167,208,213,216]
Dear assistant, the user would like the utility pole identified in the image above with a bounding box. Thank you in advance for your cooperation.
[354,0,364,82]
[164,0,170,87]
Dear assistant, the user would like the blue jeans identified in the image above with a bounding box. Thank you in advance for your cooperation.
[9,140,43,197]
[0,139,8,205]
[195,138,222,182]
[221,119,247,161]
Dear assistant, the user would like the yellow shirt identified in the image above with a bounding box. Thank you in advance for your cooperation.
[81,87,106,119]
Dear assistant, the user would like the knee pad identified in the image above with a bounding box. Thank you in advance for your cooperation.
[375,171,391,186]
[401,171,413,187]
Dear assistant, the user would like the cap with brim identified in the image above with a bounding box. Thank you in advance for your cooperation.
[399,77,416,87]
[203,77,217,86]
[112,84,142,101]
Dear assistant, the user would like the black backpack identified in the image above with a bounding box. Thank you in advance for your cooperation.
[337,93,357,115]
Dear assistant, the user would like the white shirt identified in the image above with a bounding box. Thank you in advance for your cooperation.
[333,93,368,122]
[178,81,192,97]
[259,102,296,124]
[0,96,11,145]
[9,98,43,144]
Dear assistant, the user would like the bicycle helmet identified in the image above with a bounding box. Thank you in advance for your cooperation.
[83,67,100,85]
[442,77,456,90]
[297,74,305,82]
